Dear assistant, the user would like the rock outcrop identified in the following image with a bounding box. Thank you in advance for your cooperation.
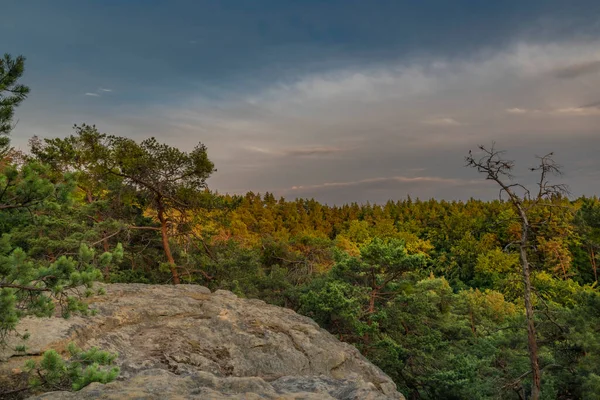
[0,283,404,399]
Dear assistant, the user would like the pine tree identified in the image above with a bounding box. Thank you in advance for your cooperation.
[0,161,124,342]
[0,54,29,157]
[107,136,215,284]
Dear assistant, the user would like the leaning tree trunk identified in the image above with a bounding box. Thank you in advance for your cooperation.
[518,209,541,400]
[85,189,111,276]
[157,202,180,285]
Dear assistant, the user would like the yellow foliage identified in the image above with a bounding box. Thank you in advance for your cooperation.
[475,248,519,276]
[462,288,518,323]
[396,231,434,255]
[334,235,360,257]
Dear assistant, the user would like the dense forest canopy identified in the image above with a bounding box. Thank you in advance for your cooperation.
[2,54,600,399]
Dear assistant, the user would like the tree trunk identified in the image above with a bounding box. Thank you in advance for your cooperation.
[518,210,541,400]
[85,188,111,276]
[157,202,180,284]
[364,286,378,345]
[368,268,377,318]
[469,307,477,336]
[590,247,597,282]
[101,230,110,279]
[368,289,377,316]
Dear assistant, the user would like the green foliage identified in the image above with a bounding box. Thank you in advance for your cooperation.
[0,160,123,343]
[24,342,119,391]
[299,278,369,338]
[109,135,215,201]
[0,54,30,155]
[0,162,58,217]
[0,240,121,341]
[287,230,600,398]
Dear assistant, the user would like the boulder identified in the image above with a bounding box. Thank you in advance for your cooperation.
[0,283,404,399]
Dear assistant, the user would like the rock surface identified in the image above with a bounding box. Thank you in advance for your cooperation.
[0,283,404,399]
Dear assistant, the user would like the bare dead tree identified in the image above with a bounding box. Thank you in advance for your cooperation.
[465,143,568,400]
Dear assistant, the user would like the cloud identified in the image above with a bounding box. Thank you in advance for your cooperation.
[245,146,347,157]
[553,60,600,79]
[506,106,600,117]
[126,39,600,202]
[550,107,600,116]
[276,175,488,204]
[581,100,600,108]
[283,146,347,157]
[288,175,480,191]
[28,39,600,203]
[85,88,113,97]
[244,146,275,155]
[506,108,530,114]
[422,117,463,126]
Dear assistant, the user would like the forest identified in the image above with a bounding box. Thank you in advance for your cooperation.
[2,54,600,400]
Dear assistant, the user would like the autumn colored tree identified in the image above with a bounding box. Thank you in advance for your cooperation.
[575,197,600,283]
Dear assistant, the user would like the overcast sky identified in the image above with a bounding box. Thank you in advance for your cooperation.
[2,0,599,204]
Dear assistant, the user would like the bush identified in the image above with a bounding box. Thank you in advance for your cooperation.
[24,342,119,392]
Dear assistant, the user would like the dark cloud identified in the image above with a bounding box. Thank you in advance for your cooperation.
[553,60,600,79]
[580,100,600,109]
[3,1,600,204]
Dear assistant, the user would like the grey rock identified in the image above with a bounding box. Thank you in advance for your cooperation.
[0,283,404,399]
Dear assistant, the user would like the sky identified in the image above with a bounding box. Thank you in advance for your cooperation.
[2,0,600,205]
